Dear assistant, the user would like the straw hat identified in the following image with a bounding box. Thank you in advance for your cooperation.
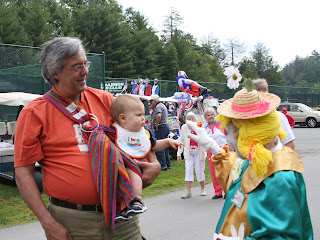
[217,88,280,119]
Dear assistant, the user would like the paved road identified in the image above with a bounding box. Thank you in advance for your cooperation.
[140,126,320,239]
[0,126,319,240]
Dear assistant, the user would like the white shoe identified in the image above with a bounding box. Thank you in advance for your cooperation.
[201,189,207,196]
[181,192,192,199]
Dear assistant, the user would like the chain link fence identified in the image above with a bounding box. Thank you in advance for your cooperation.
[105,78,320,108]
[268,85,320,108]
[1,43,320,121]
[0,43,105,122]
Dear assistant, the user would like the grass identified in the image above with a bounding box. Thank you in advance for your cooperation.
[0,159,212,229]
[0,178,49,229]
[142,158,212,198]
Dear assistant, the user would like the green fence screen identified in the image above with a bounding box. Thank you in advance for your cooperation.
[0,43,105,122]
[1,43,320,122]
[105,78,320,108]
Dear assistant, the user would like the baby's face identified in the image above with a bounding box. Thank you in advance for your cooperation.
[122,102,145,132]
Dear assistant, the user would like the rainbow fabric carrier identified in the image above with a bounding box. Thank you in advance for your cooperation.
[44,87,141,229]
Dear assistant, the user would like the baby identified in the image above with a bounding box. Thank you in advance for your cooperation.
[110,94,183,222]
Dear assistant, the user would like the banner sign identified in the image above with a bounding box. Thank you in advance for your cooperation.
[105,82,125,93]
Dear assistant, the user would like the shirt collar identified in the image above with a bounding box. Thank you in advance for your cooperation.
[269,137,283,152]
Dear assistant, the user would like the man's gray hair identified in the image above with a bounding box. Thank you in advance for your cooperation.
[253,78,268,93]
[39,37,85,86]
[204,107,216,117]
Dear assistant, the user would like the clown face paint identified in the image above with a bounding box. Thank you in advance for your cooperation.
[225,123,244,159]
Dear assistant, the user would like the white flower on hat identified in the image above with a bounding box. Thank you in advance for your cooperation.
[224,65,242,89]
[232,159,242,182]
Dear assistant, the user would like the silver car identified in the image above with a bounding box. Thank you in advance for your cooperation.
[277,102,320,128]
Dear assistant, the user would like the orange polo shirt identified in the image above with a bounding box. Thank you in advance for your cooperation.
[14,87,113,205]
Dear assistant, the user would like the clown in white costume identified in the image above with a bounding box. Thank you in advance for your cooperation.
[187,87,313,239]
[110,94,183,221]
[177,112,207,199]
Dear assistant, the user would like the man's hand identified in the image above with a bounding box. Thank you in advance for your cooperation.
[177,156,182,163]
[135,151,161,189]
[155,113,161,131]
[15,165,73,240]
[42,218,72,240]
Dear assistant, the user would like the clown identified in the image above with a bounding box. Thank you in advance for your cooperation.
[176,71,210,97]
[187,87,313,239]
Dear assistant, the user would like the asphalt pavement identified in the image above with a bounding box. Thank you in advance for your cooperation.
[0,126,319,240]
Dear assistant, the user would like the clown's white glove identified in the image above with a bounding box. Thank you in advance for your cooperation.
[186,121,222,155]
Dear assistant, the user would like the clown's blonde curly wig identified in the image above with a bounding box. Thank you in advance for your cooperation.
[216,110,287,177]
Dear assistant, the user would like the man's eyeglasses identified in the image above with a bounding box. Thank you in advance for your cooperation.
[65,61,92,73]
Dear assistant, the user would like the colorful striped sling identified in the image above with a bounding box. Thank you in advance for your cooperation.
[43,87,141,229]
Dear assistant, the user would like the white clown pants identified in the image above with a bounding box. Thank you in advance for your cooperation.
[185,154,205,182]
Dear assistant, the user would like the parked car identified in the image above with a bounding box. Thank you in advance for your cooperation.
[0,92,43,192]
[277,102,320,128]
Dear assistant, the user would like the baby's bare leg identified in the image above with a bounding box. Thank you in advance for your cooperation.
[127,168,142,199]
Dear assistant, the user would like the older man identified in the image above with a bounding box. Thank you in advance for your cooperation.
[14,37,160,240]
[150,95,171,170]
[253,78,295,150]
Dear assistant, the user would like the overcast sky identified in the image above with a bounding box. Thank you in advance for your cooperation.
[117,0,320,68]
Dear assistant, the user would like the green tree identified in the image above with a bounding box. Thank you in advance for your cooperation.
[161,9,183,43]
[160,42,179,80]
[170,30,196,65]
[200,55,226,83]
[0,1,29,44]
[223,37,246,66]
[180,50,203,80]
[199,34,226,66]
[282,56,304,86]
[239,57,259,79]
[282,51,320,88]
[48,1,74,36]
[20,0,58,46]
[124,7,163,78]
[239,42,284,85]
[72,1,135,77]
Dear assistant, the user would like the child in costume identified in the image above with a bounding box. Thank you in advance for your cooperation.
[177,111,207,199]
[110,94,183,221]
[187,88,313,239]
[281,107,295,128]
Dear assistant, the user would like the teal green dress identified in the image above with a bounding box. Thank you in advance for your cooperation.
[213,145,313,239]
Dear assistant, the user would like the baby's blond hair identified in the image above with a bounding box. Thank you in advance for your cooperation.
[110,95,143,122]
